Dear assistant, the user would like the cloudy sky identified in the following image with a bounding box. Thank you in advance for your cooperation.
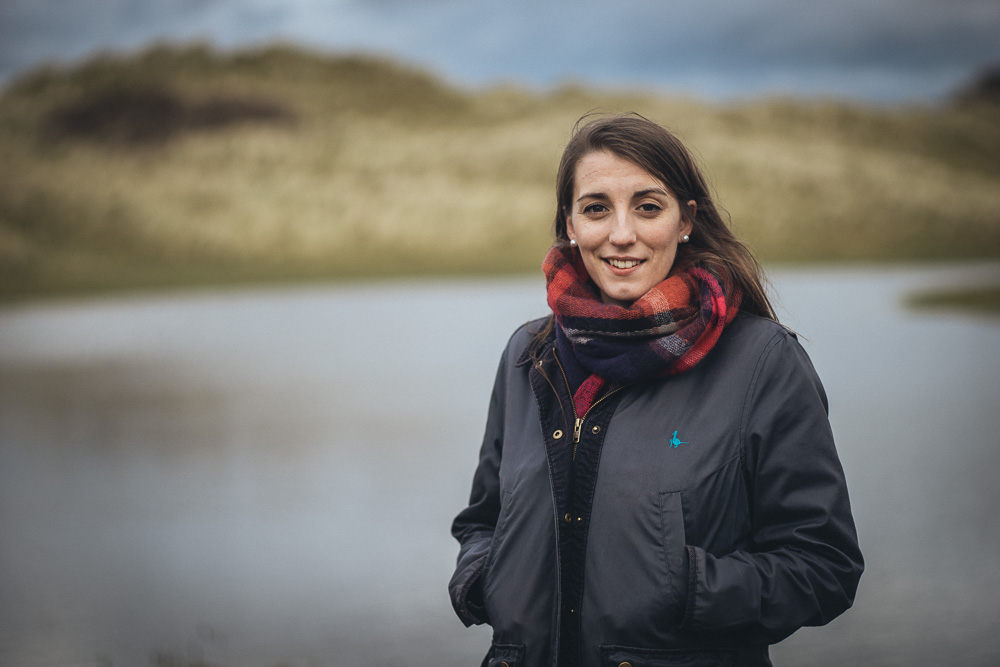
[2,0,999,101]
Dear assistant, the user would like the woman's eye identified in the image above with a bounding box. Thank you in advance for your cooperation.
[583,203,608,215]
[637,203,662,214]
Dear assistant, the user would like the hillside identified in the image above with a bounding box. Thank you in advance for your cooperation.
[1,44,998,300]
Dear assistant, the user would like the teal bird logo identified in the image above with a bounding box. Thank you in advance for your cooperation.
[668,431,689,448]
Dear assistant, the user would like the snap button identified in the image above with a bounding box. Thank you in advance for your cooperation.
[619,663,632,667]
[500,662,510,667]
[564,513,572,523]
[591,425,601,434]
[553,429,563,439]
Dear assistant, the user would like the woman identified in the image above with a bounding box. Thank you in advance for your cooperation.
[449,114,863,667]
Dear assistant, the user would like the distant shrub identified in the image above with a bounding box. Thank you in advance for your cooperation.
[42,83,296,146]
[953,65,1000,107]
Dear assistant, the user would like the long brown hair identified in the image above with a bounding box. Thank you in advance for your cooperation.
[552,112,776,321]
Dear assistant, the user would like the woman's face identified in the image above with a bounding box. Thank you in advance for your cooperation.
[566,151,694,308]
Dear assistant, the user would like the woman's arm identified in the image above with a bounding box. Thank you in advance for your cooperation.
[449,346,510,627]
[682,331,864,644]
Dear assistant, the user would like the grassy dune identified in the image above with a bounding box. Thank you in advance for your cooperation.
[1,44,999,300]
[908,286,1000,315]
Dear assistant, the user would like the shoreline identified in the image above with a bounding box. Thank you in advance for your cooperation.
[2,260,998,316]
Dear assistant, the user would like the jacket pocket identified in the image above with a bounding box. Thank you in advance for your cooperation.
[481,642,526,667]
[482,488,514,595]
[583,490,688,635]
[600,644,737,667]
[658,491,688,613]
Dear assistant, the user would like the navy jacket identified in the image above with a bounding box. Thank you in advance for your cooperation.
[450,313,863,667]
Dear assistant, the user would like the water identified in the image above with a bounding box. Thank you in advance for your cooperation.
[0,264,998,666]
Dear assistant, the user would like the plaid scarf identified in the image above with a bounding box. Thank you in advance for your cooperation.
[543,244,740,400]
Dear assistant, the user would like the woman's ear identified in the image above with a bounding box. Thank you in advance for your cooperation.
[683,200,696,236]
[565,209,576,243]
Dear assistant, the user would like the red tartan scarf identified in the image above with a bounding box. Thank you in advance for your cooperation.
[543,244,740,413]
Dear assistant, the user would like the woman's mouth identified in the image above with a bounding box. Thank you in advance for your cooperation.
[605,258,643,269]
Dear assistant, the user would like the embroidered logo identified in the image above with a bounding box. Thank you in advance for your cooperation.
[668,431,689,448]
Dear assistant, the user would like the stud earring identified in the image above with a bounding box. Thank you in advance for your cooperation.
[569,239,577,246]
[681,234,690,243]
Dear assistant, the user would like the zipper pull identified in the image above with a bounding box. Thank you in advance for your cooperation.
[573,417,583,444]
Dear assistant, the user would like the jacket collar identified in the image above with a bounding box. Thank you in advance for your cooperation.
[515,317,556,368]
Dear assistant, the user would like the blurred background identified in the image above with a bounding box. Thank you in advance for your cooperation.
[1,1,999,666]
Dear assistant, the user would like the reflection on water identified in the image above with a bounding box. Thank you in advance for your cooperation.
[1,265,998,666]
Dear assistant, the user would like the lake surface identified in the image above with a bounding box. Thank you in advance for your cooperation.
[1,264,999,667]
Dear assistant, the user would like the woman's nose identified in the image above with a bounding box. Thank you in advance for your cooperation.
[609,212,637,246]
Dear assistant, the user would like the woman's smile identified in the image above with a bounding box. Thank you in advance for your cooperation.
[605,257,643,271]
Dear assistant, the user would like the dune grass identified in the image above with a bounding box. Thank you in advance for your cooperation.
[1,43,999,301]
[908,286,1000,315]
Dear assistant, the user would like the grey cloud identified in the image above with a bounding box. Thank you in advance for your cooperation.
[1,0,998,101]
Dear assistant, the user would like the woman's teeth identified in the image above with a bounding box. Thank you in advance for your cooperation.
[608,259,640,269]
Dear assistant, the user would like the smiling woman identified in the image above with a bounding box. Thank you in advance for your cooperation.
[449,114,864,667]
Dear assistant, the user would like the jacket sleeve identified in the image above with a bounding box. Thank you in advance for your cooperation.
[448,344,510,627]
[682,330,864,644]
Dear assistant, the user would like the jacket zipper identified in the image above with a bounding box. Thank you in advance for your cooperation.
[552,350,627,459]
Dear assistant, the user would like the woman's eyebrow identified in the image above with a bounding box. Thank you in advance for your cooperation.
[633,188,670,198]
[576,187,670,203]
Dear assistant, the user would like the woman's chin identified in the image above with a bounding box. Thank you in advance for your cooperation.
[598,287,641,308]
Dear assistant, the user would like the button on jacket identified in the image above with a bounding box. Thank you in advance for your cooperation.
[450,312,863,667]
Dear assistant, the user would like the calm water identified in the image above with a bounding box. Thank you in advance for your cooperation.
[1,264,998,667]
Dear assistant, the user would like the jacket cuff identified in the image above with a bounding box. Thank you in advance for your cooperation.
[451,554,489,627]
